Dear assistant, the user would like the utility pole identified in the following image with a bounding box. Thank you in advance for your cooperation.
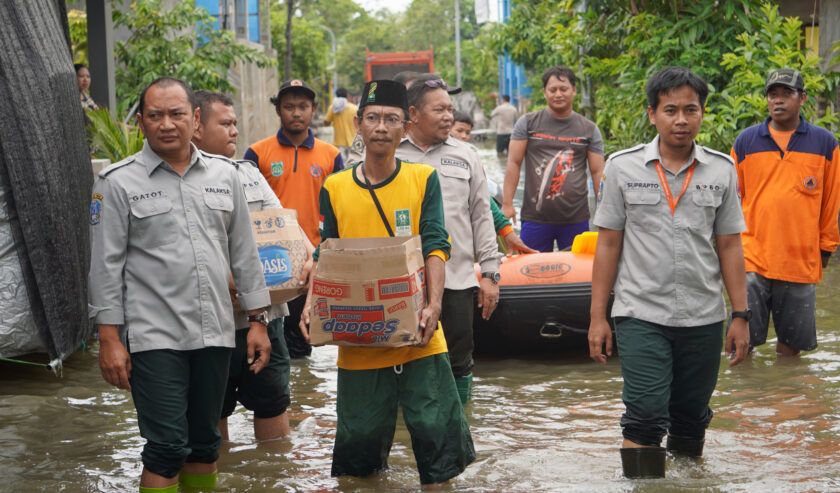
[284,0,293,79]
[320,25,338,98]
[455,0,462,87]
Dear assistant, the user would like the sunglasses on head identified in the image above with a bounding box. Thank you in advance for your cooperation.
[422,79,448,90]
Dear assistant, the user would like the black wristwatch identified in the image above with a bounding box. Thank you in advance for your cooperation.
[731,309,752,322]
[481,271,500,285]
[248,310,269,326]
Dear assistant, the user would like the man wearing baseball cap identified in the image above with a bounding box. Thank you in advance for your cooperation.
[245,79,344,358]
[731,68,840,357]
[300,79,475,487]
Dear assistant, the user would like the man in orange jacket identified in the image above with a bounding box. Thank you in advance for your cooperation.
[731,68,840,357]
[245,79,344,358]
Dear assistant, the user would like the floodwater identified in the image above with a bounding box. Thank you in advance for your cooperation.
[2,144,840,492]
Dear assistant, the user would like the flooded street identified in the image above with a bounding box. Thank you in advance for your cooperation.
[2,145,840,492]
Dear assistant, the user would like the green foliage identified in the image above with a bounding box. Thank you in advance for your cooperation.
[68,9,88,65]
[333,10,399,91]
[269,3,332,100]
[85,108,144,162]
[272,0,499,110]
[400,0,498,108]
[494,0,839,154]
[705,3,839,150]
[113,0,274,113]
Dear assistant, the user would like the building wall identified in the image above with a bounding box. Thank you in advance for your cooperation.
[229,42,279,158]
[71,0,278,149]
[818,1,840,72]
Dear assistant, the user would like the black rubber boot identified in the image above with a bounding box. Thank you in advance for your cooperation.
[620,447,666,479]
[666,435,704,457]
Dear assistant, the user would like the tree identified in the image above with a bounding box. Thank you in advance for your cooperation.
[68,9,88,65]
[705,3,838,150]
[269,3,331,98]
[492,0,839,153]
[394,0,498,105]
[266,0,499,109]
[284,0,293,79]
[112,0,274,113]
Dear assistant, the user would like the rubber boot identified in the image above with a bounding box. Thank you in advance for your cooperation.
[139,485,178,493]
[455,374,473,404]
[180,470,217,489]
[620,447,666,479]
[666,435,704,458]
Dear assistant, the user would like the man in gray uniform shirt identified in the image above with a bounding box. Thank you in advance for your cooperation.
[588,67,749,479]
[397,73,501,403]
[89,77,271,493]
[193,90,314,444]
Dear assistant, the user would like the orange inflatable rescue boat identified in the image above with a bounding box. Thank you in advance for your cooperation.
[473,232,612,352]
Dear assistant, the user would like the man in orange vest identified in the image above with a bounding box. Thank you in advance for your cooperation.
[245,79,343,357]
[731,68,840,357]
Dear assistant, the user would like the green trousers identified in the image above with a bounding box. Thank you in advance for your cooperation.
[332,353,475,484]
[130,347,231,478]
[615,317,723,446]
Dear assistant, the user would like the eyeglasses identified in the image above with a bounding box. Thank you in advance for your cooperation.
[362,113,406,128]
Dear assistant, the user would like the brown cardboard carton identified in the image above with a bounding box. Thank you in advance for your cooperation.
[249,208,308,305]
[309,235,427,347]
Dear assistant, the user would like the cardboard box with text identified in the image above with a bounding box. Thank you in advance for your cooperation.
[309,235,427,347]
[248,208,308,306]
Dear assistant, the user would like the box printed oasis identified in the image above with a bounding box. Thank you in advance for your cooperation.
[309,236,427,347]
[249,209,308,305]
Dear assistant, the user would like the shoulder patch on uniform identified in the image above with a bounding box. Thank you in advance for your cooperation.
[90,193,103,224]
[235,159,259,169]
[701,146,735,165]
[199,149,235,165]
[607,143,645,162]
[98,156,136,177]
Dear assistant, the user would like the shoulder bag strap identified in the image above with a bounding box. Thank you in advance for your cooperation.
[361,164,395,237]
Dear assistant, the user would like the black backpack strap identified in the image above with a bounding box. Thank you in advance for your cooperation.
[361,164,395,237]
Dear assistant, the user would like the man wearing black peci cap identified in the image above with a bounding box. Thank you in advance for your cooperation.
[346,72,462,163]
[244,78,344,359]
[731,68,840,357]
[299,79,474,487]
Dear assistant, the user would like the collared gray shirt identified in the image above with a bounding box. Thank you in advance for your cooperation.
[396,135,501,290]
[593,136,746,326]
[491,102,518,135]
[232,159,289,328]
[88,142,270,352]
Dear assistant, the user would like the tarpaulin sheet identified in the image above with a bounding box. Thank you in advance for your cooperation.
[0,0,94,360]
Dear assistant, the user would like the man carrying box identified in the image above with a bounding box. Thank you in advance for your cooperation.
[299,79,475,487]
[192,90,313,442]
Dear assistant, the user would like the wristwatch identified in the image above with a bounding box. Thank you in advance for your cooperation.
[481,271,501,285]
[731,309,752,322]
[248,310,269,326]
